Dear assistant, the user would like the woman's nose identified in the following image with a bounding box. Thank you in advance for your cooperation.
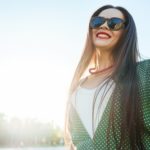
[99,21,109,30]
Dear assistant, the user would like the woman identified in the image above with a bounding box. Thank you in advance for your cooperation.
[64,5,150,150]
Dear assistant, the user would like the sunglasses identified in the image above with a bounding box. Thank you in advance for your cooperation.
[90,16,126,31]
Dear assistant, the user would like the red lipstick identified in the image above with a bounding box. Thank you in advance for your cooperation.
[96,31,111,39]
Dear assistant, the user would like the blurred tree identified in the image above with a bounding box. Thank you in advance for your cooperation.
[0,113,64,147]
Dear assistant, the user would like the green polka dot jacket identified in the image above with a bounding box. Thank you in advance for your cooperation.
[68,59,150,150]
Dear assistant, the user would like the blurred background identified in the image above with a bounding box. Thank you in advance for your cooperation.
[0,0,150,149]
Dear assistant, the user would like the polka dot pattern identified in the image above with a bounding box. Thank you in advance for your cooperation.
[137,60,150,149]
[69,59,150,150]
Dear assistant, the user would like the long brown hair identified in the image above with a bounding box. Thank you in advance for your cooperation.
[64,5,145,150]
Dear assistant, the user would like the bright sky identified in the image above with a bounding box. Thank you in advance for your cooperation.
[0,0,150,128]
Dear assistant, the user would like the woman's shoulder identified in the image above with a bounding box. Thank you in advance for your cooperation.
[136,59,150,73]
[137,59,150,67]
[137,59,150,101]
[136,59,150,91]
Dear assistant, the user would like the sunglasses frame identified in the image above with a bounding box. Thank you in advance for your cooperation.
[90,16,126,31]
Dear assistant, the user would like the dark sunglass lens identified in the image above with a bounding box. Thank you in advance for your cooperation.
[108,18,125,30]
[90,17,104,28]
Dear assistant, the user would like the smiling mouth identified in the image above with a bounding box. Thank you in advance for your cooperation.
[96,32,111,39]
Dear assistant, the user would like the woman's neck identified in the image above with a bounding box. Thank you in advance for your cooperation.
[95,48,114,70]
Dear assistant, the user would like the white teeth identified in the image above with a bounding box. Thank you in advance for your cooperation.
[98,34,109,37]
[97,33,110,38]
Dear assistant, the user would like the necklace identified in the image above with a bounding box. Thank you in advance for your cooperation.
[89,65,114,75]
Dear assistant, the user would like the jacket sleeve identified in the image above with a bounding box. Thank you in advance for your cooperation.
[138,59,150,148]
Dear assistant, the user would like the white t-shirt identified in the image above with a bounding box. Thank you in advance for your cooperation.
[71,78,115,139]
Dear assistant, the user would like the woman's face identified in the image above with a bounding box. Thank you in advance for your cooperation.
[92,8,125,50]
